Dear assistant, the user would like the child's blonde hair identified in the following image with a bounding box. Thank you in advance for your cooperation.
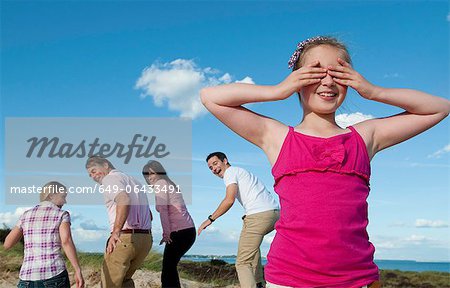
[289,36,351,71]
[40,181,66,202]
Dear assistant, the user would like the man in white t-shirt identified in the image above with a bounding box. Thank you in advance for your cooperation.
[198,152,279,288]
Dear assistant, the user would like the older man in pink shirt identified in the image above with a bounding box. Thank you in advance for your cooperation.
[86,156,153,288]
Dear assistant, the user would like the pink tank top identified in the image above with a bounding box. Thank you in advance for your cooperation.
[265,126,379,288]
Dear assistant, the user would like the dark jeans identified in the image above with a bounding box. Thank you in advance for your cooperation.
[161,227,196,288]
[18,270,70,288]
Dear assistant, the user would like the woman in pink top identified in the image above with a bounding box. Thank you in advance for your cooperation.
[200,36,450,287]
[142,160,195,288]
[4,181,85,288]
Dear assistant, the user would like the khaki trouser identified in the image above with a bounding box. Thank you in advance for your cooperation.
[266,280,382,288]
[236,209,280,288]
[101,232,153,288]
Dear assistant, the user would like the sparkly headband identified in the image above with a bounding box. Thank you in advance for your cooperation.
[288,36,327,69]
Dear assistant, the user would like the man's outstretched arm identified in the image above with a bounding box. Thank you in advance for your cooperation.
[197,184,237,235]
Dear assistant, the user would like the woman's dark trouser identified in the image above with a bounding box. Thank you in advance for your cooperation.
[18,269,70,288]
[161,227,196,288]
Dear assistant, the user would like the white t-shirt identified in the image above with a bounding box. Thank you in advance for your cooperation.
[223,166,279,215]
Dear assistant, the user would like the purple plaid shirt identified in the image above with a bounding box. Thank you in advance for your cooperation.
[17,201,70,281]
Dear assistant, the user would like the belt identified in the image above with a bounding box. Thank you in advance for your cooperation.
[121,229,150,234]
[242,209,280,220]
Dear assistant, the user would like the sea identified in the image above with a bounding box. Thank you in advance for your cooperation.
[182,255,450,273]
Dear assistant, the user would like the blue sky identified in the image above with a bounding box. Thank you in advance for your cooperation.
[1,1,449,262]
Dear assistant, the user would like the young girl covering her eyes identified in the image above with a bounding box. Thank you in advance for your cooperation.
[200,36,450,288]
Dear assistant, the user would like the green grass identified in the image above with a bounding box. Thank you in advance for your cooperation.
[139,250,164,271]
[0,242,23,273]
[178,260,238,286]
[380,270,450,288]
[76,252,104,269]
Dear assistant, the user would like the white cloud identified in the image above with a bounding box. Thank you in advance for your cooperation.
[236,76,255,84]
[66,210,83,222]
[135,59,254,119]
[226,230,240,242]
[409,162,450,168]
[376,240,397,249]
[72,227,106,242]
[427,144,450,158]
[415,219,448,228]
[199,225,239,243]
[219,73,232,83]
[373,234,444,249]
[0,207,32,227]
[373,234,450,261]
[79,219,106,230]
[203,225,220,233]
[404,234,432,244]
[335,112,374,128]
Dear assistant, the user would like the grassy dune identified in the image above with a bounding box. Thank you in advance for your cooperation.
[1,243,449,287]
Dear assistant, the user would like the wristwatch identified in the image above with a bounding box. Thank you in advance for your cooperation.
[208,215,215,222]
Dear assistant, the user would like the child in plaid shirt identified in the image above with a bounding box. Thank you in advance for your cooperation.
[4,181,84,288]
